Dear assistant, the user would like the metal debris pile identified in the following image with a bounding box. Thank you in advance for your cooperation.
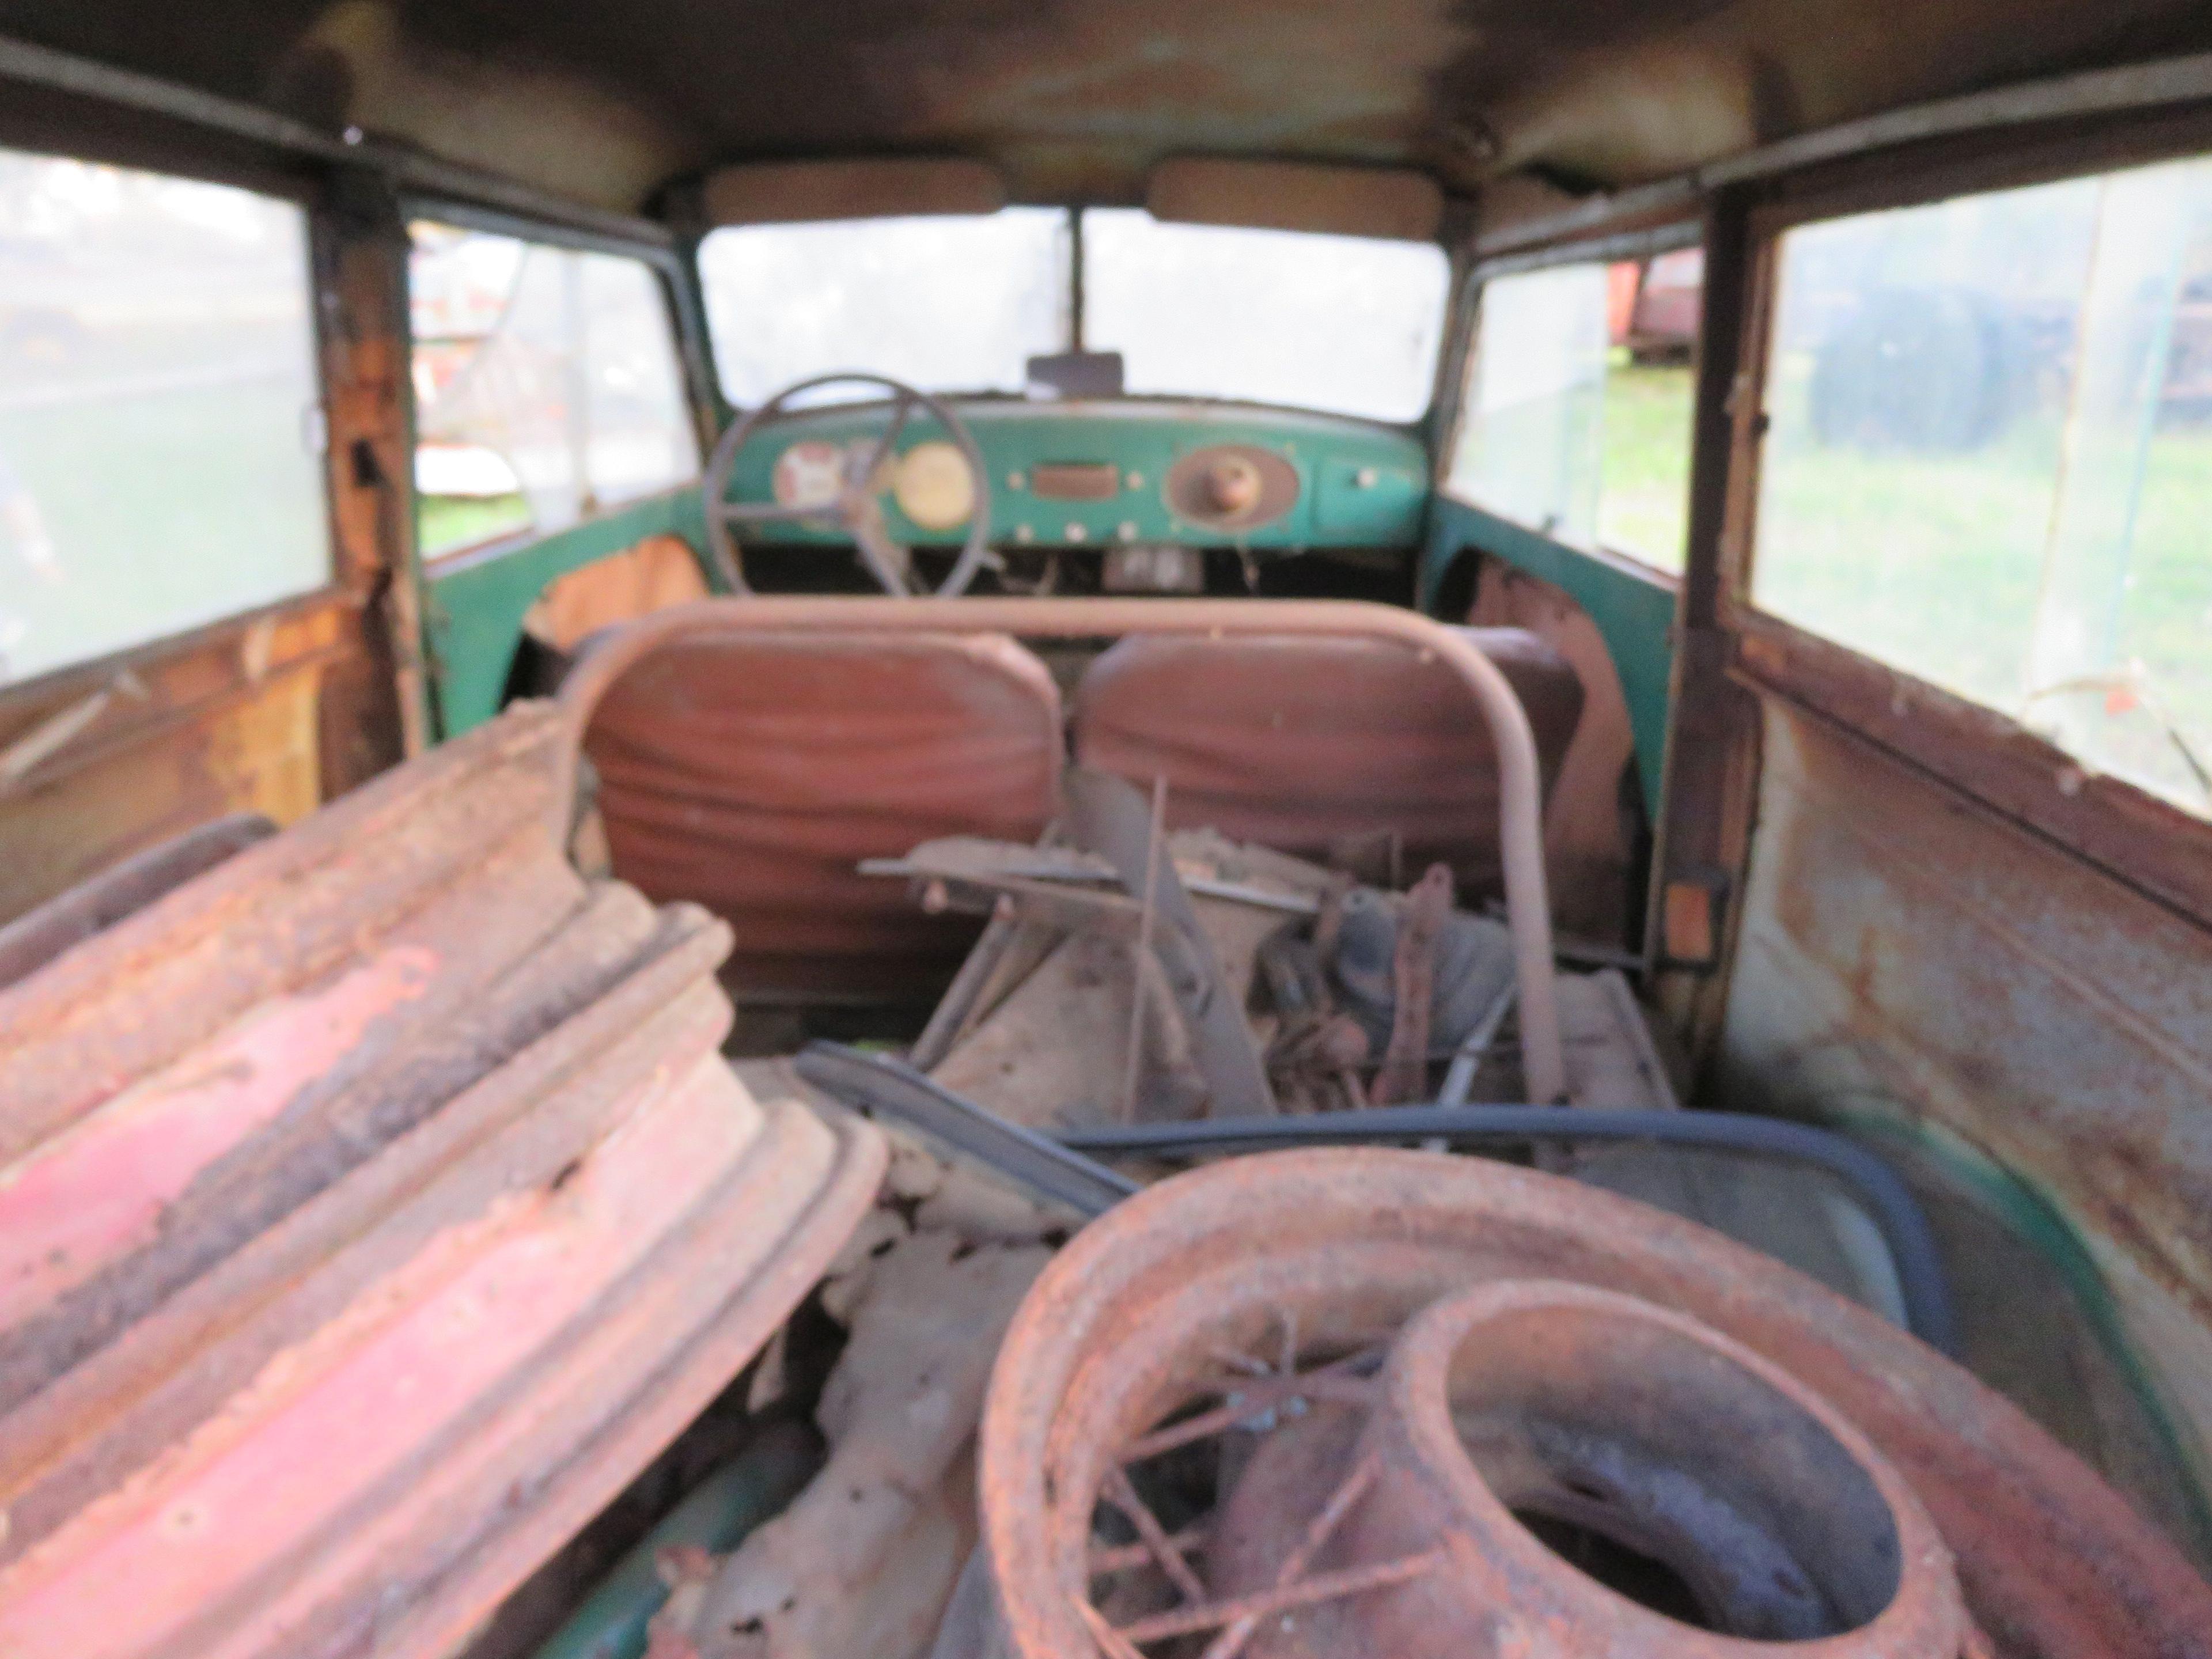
[870,767,1672,1131]
[0,704,884,1659]
[631,775,2210,1659]
[3,721,2208,1659]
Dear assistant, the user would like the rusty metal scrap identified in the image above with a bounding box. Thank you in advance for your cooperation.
[1368,862,1452,1106]
[0,702,885,1659]
[976,1149,2212,1658]
[0,810,272,993]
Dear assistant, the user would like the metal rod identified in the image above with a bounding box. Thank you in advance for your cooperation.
[1120,774,1169,1120]
[554,595,1568,1103]
[1091,1522,1209,1575]
[1199,1450,1382,1659]
[1115,1548,1442,1645]
[1101,1466,1210,1604]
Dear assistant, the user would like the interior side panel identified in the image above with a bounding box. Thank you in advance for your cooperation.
[0,594,391,926]
[1717,698,2212,1557]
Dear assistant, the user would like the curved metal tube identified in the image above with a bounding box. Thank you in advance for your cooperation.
[1056,1104,1959,1356]
[550,596,1566,1103]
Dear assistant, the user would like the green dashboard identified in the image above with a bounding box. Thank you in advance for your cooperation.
[722,399,1432,552]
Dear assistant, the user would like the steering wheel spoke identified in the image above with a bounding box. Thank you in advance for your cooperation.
[702,372,993,597]
[857,392,919,485]
[718,497,835,525]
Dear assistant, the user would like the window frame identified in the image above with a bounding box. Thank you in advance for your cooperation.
[0,137,345,694]
[1715,105,2212,926]
[1438,219,1705,586]
[400,195,718,569]
[691,205,1457,426]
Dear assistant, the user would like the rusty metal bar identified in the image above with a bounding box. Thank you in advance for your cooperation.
[552,597,1568,1104]
[1112,1549,1443,1645]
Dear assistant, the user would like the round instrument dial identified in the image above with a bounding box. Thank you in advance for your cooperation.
[770,441,845,512]
[1164,444,1300,531]
[892,439,978,530]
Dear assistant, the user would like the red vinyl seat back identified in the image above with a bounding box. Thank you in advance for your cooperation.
[1071,628,1582,893]
[584,630,1063,1000]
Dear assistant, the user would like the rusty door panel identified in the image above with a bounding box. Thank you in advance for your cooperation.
[1721,703,2212,1499]
[0,702,886,1658]
[0,594,391,930]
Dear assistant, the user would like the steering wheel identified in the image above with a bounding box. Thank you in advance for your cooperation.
[701,372,994,597]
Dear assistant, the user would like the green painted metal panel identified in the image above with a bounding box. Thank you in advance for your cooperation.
[424,489,713,737]
[423,408,1426,741]
[724,402,1429,551]
[1422,495,1677,807]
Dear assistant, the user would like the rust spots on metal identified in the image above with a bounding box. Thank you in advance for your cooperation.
[0,701,887,1659]
[978,1149,2212,1658]
[0,944,435,1330]
[1368,862,1451,1106]
[0,810,272,992]
[1729,704,2212,1486]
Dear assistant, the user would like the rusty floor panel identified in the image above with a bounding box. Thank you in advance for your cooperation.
[0,702,885,1659]
[979,1149,2212,1658]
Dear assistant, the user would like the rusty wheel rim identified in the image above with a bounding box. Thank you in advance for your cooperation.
[979,1149,2212,1659]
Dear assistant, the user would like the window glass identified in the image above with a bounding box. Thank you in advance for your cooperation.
[0,150,327,687]
[1753,160,2212,818]
[697,211,1070,407]
[1081,210,1451,422]
[1447,253,1700,569]
[410,224,700,559]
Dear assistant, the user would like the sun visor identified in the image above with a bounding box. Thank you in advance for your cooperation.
[1146,157,1445,242]
[701,158,1007,225]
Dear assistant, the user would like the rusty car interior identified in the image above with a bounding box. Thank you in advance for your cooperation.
[4,3,2212,1657]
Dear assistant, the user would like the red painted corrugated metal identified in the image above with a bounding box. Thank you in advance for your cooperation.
[0,702,884,1658]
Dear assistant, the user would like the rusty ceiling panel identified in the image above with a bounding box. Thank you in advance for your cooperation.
[978,1149,2212,1657]
[0,700,885,1658]
[9,0,2212,209]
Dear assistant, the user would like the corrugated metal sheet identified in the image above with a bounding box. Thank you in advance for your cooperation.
[0,700,885,1658]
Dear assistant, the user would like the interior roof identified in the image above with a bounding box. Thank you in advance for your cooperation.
[5,0,2212,215]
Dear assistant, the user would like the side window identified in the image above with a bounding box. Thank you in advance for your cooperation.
[0,150,327,687]
[409,224,700,560]
[1751,160,2212,819]
[1446,251,1702,571]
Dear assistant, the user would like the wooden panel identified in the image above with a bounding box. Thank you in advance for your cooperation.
[0,598,350,926]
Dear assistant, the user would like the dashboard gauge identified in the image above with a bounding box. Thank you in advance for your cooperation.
[771,440,846,512]
[892,439,976,529]
[1164,444,1300,530]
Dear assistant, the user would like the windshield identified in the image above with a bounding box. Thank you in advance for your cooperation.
[698,210,1070,406]
[697,209,1450,422]
[1082,210,1448,421]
